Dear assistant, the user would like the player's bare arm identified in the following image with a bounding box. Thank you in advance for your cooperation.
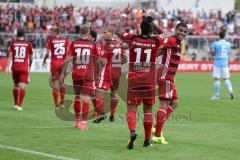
[60,55,71,82]
[115,4,131,37]
[5,51,13,73]
[42,50,50,68]
[29,54,33,68]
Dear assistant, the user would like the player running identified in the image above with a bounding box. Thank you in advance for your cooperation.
[42,27,69,109]
[61,24,101,130]
[92,26,125,123]
[151,23,188,144]
[115,5,164,149]
[5,28,33,111]
[209,31,234,100]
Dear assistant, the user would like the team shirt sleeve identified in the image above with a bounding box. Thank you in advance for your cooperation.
[120,32,134,41]
[210,42,216,53]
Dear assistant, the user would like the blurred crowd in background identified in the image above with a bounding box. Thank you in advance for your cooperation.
[1,5,240,35]
[1,5,240,61]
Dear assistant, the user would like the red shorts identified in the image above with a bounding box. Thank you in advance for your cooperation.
[51,67,62,81]
[12,71,29,84]
[127,81,155,106]
[73,79,95,96]
[97,79,111,90]
[158,79,178,101]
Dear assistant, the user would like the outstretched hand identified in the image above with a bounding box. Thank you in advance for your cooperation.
[123,3,131,15]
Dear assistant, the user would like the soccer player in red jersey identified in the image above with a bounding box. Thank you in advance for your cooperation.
[42,27,69,109]
[5,28,33,111]
[92,26,126,123]
[61,25,101,130]
[152,23,188,144]
[115,5,164,149]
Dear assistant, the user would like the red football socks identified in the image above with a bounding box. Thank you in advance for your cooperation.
[74,99,81,120]
[155,107,167,137]
[155,106,174,137]
[13,88,18,105]
[110,98,118,117]
[143,112,153,141]
[126,109,137,132]
[52,88,59,107]
[94,98,104,115]
[60,87,65,104]
[82,102,89,121]
[18,88,25,107]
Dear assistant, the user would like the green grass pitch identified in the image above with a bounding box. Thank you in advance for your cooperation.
[0,72,240,160]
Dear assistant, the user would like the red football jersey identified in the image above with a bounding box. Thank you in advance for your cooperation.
[99,39,122,82]
[67,38,101,81]
[158,36,181,81]
[8,40,33,72]
[120,33,164,85]
[47,37,69,72]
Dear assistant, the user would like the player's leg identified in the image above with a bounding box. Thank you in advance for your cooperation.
[52,80,60,109]
[223,78,234,99]
[12,72,19,109]
[222,67,234,99]
[13,83,19,109]
[109,89,118,122]
[80,95,91,130]
[142,104,153,148]
[126,105,138,150]
[109,78,120,122]
[211,66,221,100]
[59,81,66,106]
[92,88,107,123]
[74,95,81,128]
[17,82,26,111]
[152,79,173,144]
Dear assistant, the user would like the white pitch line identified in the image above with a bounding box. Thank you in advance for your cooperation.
[0,144,78,160]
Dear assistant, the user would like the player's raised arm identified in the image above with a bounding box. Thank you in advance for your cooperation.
[115,3,131,37]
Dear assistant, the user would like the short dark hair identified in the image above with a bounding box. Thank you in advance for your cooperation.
[51,26,60,34]
[90,30,97,40]
[140,16,154,35]
[17,28,25,37]
[176,22,188,30]
[219,31,225,39]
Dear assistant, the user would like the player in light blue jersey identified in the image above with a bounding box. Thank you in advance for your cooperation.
[210,31,234,100]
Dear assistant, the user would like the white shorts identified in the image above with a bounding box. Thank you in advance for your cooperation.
[212,65,230,79]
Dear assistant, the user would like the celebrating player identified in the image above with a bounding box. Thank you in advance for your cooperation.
[151,23,188,144]
[209,31,234,100]
[92,26,125,123]
[5,28,33,111]
[42,27,69,109]
[115,5,164,149]
[61,24,101,130]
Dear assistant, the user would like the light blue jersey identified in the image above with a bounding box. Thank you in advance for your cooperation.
[211,40,231,67]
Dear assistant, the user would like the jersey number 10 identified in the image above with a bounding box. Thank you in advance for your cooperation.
[75,48,90,65]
